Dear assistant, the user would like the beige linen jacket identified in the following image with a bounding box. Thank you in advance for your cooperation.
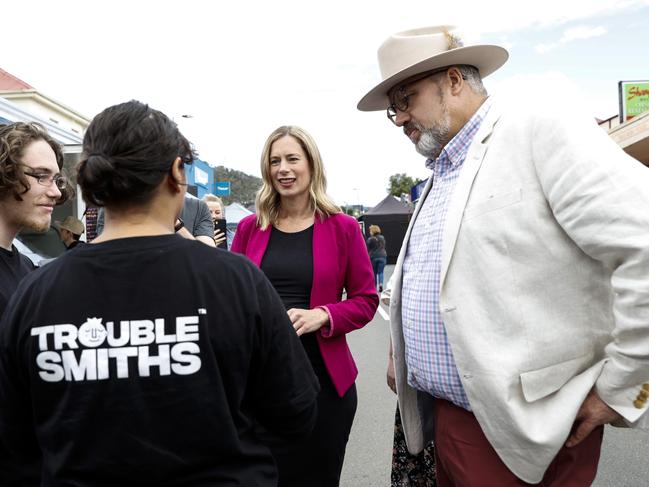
[389,96,649,483]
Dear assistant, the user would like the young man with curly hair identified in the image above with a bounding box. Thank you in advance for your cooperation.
[0,122,70,315]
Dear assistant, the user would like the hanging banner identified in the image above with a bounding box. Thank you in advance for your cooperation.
[214,181,231,196]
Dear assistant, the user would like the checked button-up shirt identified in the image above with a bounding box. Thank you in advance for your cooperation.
[401,97,492,411]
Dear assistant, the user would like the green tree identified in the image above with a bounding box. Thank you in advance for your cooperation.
[387,173,417,197]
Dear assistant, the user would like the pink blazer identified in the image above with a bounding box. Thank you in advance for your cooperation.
[232,213,379,397]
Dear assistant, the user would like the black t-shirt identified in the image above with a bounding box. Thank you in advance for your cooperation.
[95,196,213,239]
[65,240,85,251]
[261,226,314,311]
[0,235,319,486]
[260,226,327,380]
[0,245,35,318]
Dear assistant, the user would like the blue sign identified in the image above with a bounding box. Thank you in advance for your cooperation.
[411,178,428,202]
[185,158,214,199]
[214,181,231,196]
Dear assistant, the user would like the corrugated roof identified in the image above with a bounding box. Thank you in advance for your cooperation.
[0,68,33,90]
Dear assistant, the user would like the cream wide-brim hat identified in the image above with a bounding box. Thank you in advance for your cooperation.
[357,25,509,111]
[55,216,85,236]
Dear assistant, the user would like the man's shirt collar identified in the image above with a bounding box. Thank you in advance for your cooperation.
[425,96,492,171]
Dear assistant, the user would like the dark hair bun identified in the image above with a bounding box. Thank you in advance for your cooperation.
[77,153,121,207]
[77,100,195,208]
[86,153,114,171]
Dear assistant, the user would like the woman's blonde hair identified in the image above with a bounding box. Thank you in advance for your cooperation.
[202,193,225,216]
[255,125,340,230]
[369,224,381,235]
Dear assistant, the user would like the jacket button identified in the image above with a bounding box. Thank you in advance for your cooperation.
[634,399,646,409]
[640,390,649,400]
[643,383,649,392]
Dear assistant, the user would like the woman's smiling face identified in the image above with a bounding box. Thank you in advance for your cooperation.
[269,135,312,203]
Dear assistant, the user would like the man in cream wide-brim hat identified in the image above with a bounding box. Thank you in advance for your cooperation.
[360,25,649,486]
[54,215,85,250]
[357,25,507,111]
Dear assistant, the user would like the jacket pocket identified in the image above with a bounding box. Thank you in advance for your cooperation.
[519,352,594,403]
[463,188,522,220]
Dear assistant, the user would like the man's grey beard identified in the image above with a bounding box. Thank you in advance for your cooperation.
[413,115,451,160]
[412,86,451,160]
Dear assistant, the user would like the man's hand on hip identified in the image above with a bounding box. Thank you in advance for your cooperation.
[387,354,396,394]
[566,389,622,447]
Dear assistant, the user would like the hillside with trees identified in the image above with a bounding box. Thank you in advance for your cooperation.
[213,165,262,208]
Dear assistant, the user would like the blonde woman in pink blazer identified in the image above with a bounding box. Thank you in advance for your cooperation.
[232,125,378,487]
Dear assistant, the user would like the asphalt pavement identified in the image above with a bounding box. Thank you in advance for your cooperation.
[339,266,649,487]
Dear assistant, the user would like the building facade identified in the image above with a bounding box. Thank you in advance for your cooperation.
[599,111,649,166]
[1,68,89,261]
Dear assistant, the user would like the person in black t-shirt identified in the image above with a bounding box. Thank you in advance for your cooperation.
[94,194,216,247]
[0,122,72,316]
[0,101,319,487]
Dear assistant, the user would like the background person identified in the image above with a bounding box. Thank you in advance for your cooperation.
[232,125,378,487]
[0,122,70,316]
[202,193,233,249]
[54,216,85,250]
[0,101,319,486]
[357,25,649,486]
[366,224,387,292]
[382,276,437,487]
[174,193,215,247]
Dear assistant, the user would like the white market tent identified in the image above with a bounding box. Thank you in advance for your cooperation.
[225,202,253,225]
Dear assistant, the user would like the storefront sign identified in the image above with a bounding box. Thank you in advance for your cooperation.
[194,167,209,185]
[619,80,649,123]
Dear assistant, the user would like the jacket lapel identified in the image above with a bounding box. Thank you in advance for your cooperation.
[311,217,326,309]
[439,99,503,290]
[249,225,272,267]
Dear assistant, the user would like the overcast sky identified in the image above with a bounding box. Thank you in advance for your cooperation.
[1,0,648,206]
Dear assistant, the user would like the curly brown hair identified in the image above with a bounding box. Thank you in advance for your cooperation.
[0,121,72,204]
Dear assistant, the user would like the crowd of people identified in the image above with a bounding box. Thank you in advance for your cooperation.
[0,24,648,487]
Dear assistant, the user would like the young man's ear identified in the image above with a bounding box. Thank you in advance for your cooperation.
[168,157,186,193]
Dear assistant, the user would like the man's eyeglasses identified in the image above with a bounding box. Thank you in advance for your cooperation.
[386,67,463,125]
[23,171,68,190]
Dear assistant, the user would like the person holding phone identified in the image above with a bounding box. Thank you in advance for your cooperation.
[232,125,378,487]
[203,194,231,249]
